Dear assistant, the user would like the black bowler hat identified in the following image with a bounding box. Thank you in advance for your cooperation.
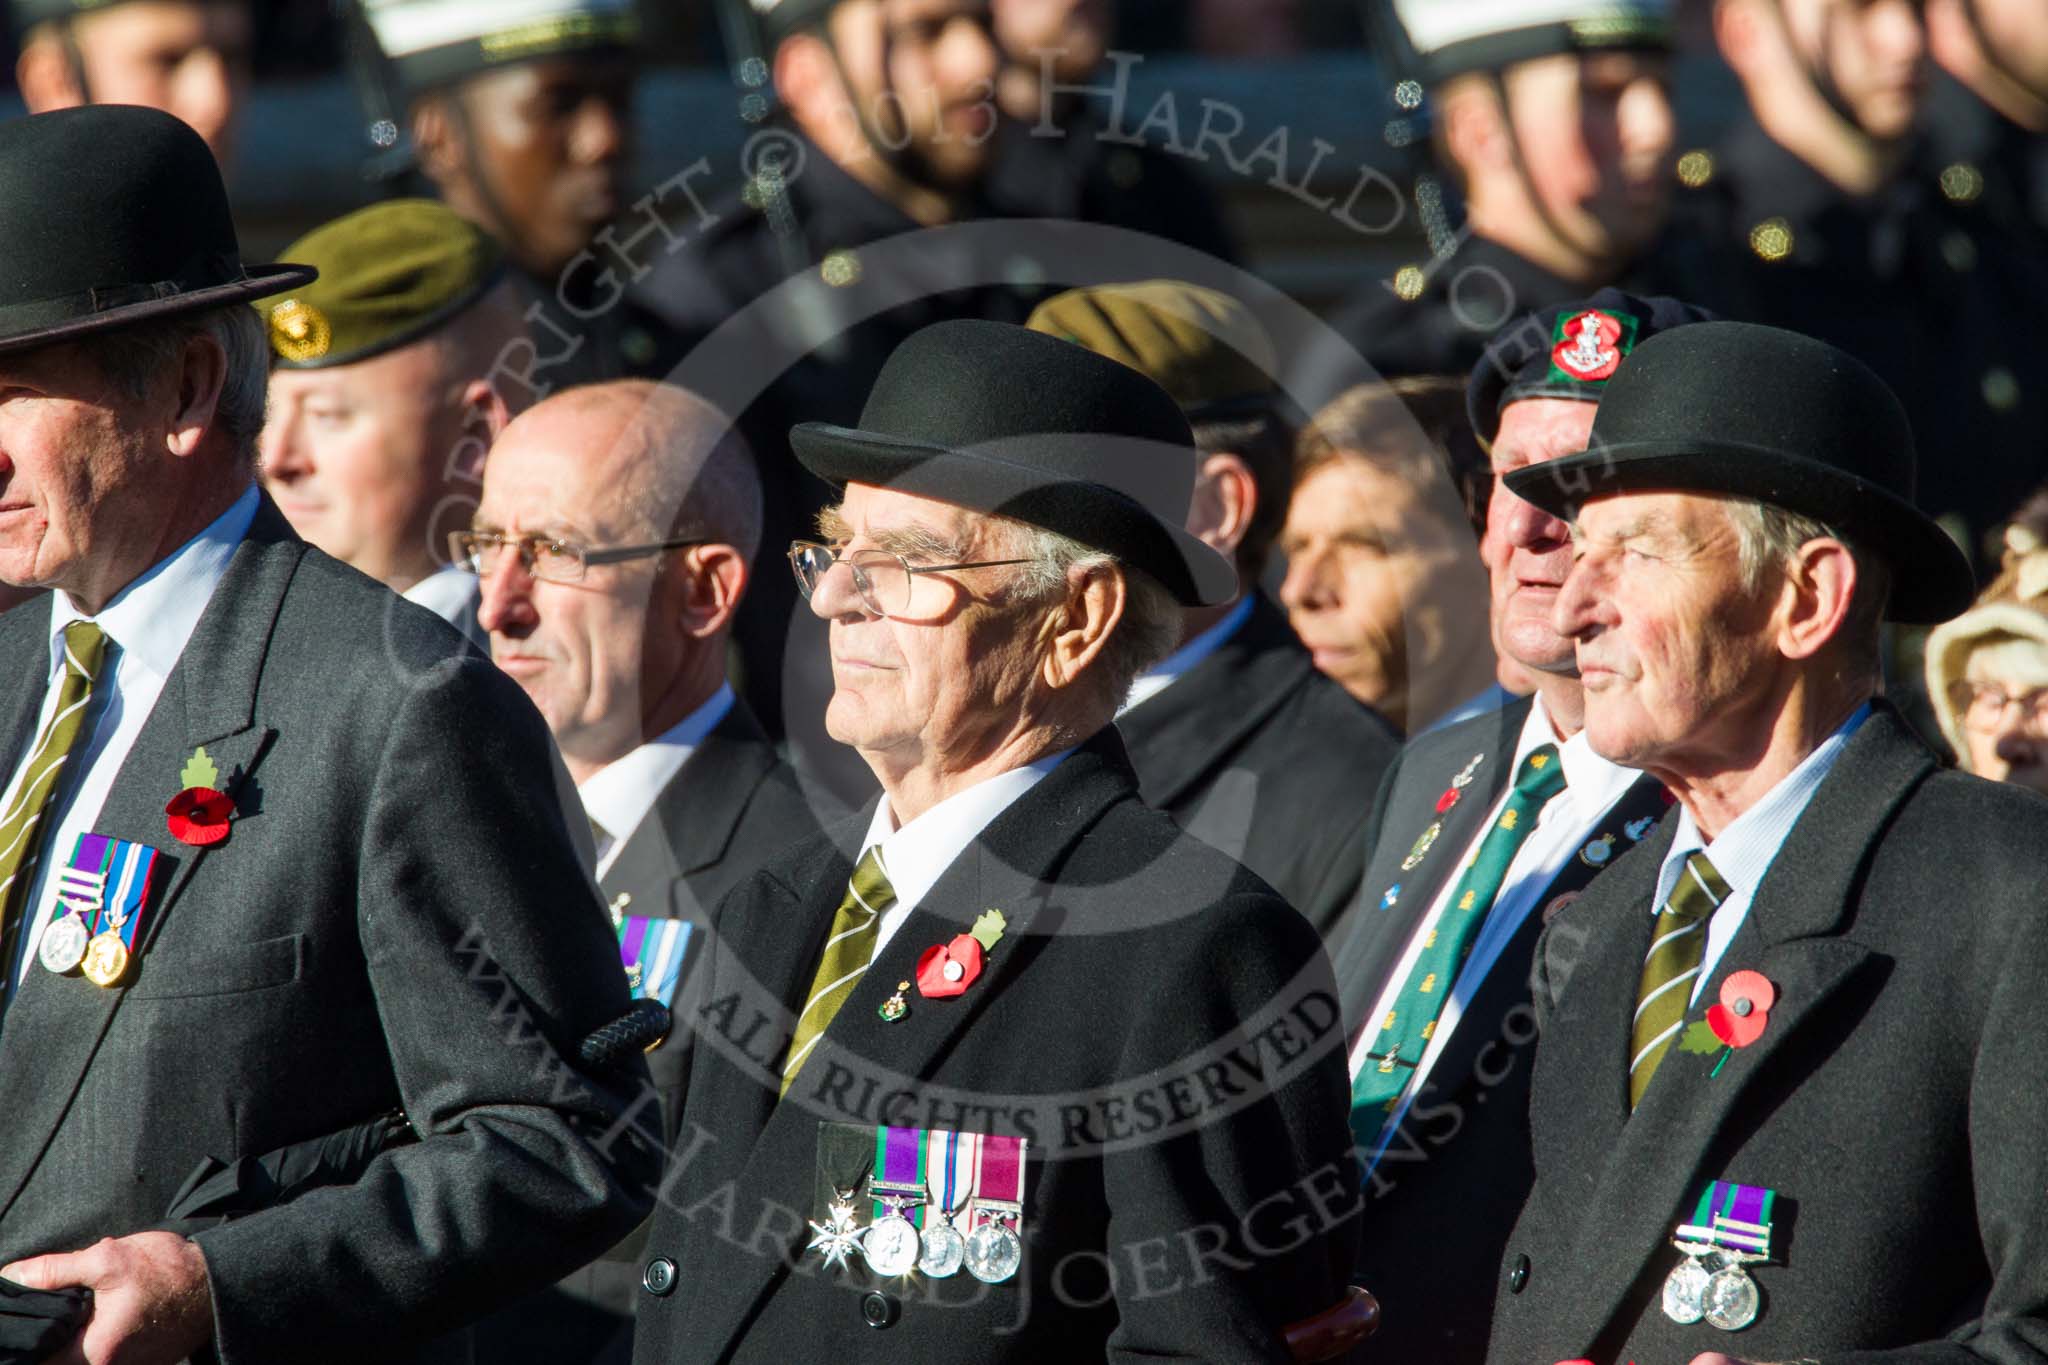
[0,106,313,358]
[1504,321,1974,624]
[790,320,1238,607]
[1466,288,1716,447]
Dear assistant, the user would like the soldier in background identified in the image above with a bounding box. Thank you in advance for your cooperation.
[12,0,250,169]
[258,199,530,646]
[1926,0,2048,247]
[1663,0,2048,571]
[1315,0,1677,383]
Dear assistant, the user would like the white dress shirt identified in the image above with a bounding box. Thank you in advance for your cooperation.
[577,683,735,879]
[1118,594,1253,715]
[854,748,1073,961]
[3,485,258,987]
[401,564,483,645]
[1349,697,1643,1165]
[1652,702,1870,1005]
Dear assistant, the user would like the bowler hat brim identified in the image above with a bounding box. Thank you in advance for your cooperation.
[1504,440,1975,624]
[0,261,317,360]
[790,422,1240,608]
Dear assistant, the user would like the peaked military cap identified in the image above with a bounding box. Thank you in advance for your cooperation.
[1025,281,1279,424]
[1467,289,1716,446]
[0,105,312,358]
[261,200,507,369]
[361,0,637,96]
[1504,321,1974,624]
[791,319,1238,607]
[1395,0,1673,82]
[749,0,839,43]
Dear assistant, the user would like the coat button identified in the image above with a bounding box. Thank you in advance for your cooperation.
[859,1291,899,1329]
[1507,1253,1531,1294]
[642,1257,677,1296]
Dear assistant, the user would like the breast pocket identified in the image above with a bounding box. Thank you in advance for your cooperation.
[126,933,305,999]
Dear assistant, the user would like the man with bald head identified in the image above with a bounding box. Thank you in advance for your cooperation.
[462,379,830,1361]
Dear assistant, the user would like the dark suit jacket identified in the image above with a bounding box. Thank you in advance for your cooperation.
[0,501,658,1363]
[631,729,1360,1363]
[1116,594,1400,938]
[482,698,841,1365]
[1489,705,2048,1363]
[1328,696,1666,1363]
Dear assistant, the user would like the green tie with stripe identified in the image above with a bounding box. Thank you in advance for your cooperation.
[0,621,107,984]
[1351,744,1567,1124]
[781,846,895,1096]
[1629,850,1731,1110]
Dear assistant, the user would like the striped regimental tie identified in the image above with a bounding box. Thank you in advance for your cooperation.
[1628,850,1731,1110]
[781,846,895,1096]
[0,621,108,985]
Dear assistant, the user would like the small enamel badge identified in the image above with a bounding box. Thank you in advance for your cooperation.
[1400,822,1442,871]
[1379,884,1401,910]
[1548,308,1639,383]
[1625,816,1656,842]
[1435,786,1460,814]
[1578,834,1616,867]
[1450,754,1484,789]
[878,981,910,1022]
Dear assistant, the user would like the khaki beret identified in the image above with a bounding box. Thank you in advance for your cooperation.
[1025,281,1278,421]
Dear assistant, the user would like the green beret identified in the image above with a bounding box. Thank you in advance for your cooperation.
[361,0,637,96]
[259,199,507,370]
[1026,281,1279,421]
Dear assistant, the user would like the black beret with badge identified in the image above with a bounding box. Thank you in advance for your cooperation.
[0,104,312,358]
[1503,320,1976,624]
[360,0,637,96]
[1466,288,1716,447]
[259,198,507,370]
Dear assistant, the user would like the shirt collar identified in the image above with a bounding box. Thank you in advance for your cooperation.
[577,683,736,845]
[859,747,1075,911]
[1513,695,1643,814]
[1119,594,1253,715]
[1655,702,1873,906]
[46,484,258,682]
[401,564,479,623]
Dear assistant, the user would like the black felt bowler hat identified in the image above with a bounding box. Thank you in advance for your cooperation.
[1504,321,1973,624]
[0,105,315,357]
[790,319,1238,607]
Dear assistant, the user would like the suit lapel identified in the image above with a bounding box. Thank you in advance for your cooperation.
[1541,709,1931,1349]
[687,733,1137,1359]
[0,508,301,1220]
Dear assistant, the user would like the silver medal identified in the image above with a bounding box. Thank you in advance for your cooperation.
[1661,1256,1710,1325]
[917,1216,966,1278]
[862,1213,920,1278]
[1703,1264,1761,1331]
[965,1220,1022,1283]
[39,914,90,976]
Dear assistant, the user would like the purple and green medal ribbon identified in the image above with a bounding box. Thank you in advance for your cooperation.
[615,915,691,1004]
[54,833,158,948]
[873,1125,926,1227]
[1689,1179,1774,1257]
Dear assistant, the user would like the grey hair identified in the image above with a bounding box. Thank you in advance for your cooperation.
[1723,497,1889,672]
[1003,520,1183,715]
[93,304,270,463]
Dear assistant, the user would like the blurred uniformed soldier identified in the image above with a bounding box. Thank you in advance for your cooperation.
[11,0,250,169]
[358,0,682,388]
[257,199,531,646]
[1662,0,2048,571]
[981,0,1239,263]
[1927,0,2048,247]
[1316,0,1678,384]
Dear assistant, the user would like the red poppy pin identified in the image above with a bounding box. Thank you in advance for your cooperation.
[1706,970,1775,1048]
[1435,786,1460,814]
[914,909,1008,1001]
[165,746,233,847]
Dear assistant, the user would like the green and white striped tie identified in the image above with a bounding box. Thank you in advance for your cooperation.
[0,621,107,982]
[1629,850,1730,1110]
[781,846,894,1096]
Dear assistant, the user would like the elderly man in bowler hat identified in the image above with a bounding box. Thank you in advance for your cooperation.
[630,319,1365,1362]
[1484,321,2048,1361]
[0,106,655,1363]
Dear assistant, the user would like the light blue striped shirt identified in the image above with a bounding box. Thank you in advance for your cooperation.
[1652,702,1871,1004]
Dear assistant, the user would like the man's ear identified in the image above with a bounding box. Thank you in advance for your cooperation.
[1439,77,1509,178]
[1188,452,1257,559]
[1041,562,1126,693]
[16,36,85,115]
[410,95,462,190]
[1714,0,1767,74]
[165,332,229,461]
[671,543,750,641]
[1776,538,1858,661]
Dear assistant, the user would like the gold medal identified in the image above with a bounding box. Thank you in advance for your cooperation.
[81,932,129,987]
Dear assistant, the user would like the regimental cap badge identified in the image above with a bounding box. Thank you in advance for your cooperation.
[268,299,331,364]
[1549,308,1639,384]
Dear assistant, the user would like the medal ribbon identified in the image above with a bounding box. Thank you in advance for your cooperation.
[972,1133,1025,1229]
[94,839,158,949]
[924,1128,978,1220]
[1684,1179,1775,1257]
[872,1125,926,1227]
[50,832,112,924]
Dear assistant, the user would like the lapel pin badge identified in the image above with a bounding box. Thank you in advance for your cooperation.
[165,745,233,848]
[1680,970,1777,1077]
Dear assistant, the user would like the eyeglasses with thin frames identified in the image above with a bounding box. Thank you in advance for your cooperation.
[788,540,1031,619]
[450,530,709,584]
[1950,680,2048,735]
